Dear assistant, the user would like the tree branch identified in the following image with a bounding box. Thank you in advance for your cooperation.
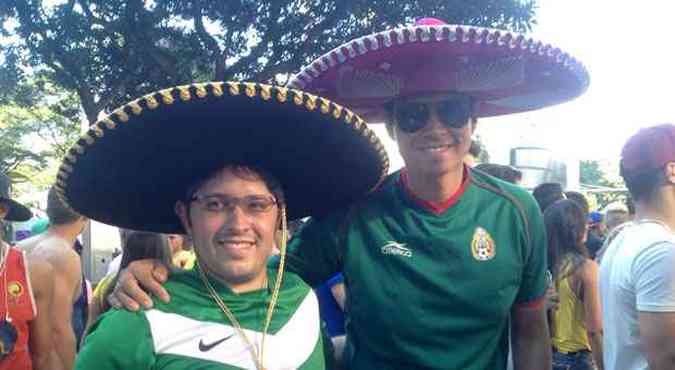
[192,2,224,80]
[226,2,283,78]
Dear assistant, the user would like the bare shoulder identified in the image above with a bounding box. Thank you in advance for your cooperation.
[28,237,80,270]
[580,258,599,282]
[16,234,45,253]
[25,256,54,295]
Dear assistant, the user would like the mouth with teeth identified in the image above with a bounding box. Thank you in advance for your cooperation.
[215,239,256,258]
[422,144,451,152]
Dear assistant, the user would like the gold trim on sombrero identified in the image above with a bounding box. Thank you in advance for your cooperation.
[195,83,208,98]
[55,82,390,215]
[114,108,129,123]
[129,101,143,115]
[145,94,160,109]
[244,82,257,97]
[159,89,175,105]
[288,24,589,91]
[260,85,272,100]
[177,86,191,101]
[276,87,288,102]
[227,82,240,95]
[305,94,318,111]
[101,117,117,129]
[320,97,331,114]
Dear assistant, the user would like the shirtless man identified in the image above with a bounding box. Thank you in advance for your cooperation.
[19,187,88,370]
[0,172,55,370]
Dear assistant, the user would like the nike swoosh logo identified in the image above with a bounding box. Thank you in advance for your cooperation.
[198,333,235,352]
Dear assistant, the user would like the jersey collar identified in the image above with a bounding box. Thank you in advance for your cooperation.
[398,165,471,215]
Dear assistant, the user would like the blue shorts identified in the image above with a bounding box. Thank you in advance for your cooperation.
[552,349,596,370]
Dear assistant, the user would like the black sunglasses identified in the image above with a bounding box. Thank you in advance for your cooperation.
[392,98,473,133]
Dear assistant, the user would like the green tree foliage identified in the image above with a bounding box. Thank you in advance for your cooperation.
[580,160,627,211]
[0,0,537,124]
[0,0,537,196]
[0,77,81,191]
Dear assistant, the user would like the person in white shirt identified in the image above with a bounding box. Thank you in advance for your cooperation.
[599,123,675,370]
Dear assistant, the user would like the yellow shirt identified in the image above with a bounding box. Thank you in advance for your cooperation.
[552,262,591,353]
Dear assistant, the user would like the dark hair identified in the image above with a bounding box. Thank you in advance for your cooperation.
[100,232,171,312]
[46,186,82,225]
[184,165,285,208]
[544,199,589,282]
[564,191,589,217]
[626,196,636,215]
[120,232,171,269]
[621,163,666,203]
[532,182,565,212]
[468,140,482,158]
[475,163,522,184]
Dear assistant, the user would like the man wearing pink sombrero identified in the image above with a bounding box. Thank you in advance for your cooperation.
[114,18,589,370]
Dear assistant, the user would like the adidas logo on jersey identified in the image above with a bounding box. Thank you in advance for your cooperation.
[380,241,412,258]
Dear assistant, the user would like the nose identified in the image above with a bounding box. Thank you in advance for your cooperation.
[425,106,449,132]
[223,205,252,233]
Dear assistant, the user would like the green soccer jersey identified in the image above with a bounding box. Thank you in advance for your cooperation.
[285,168,547,370]
[75,267,326,370]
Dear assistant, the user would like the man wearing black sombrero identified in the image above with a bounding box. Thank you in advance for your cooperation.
[59,81,388,369]
[0,172,55,370]
[115,18,590,370]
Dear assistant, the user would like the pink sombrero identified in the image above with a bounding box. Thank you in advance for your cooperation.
[288,18,590,122]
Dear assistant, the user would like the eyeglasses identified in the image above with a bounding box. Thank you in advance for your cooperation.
[190,194,277,215]
[392,98,473,133]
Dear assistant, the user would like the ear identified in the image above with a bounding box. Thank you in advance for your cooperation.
[175,201,193,235]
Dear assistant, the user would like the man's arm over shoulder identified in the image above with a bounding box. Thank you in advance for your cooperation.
[76,310,155,370]
[48,247,82,370]
[278,211,348,288]
[635,241,675,370]
[26,257,55,370]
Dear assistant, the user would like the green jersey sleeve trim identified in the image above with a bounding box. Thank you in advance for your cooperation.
[75,309,155,370]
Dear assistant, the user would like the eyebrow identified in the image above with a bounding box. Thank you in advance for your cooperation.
[195,193,274,199]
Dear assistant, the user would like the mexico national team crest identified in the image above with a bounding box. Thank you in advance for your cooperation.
[471,227,496,261]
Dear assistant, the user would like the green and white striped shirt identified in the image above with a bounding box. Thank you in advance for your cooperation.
[76,267,326,370]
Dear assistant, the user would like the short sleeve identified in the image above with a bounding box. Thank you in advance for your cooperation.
[634,241,675,312]
[273,212,347,288]
[75,309,156,370]
[515,195,548,304]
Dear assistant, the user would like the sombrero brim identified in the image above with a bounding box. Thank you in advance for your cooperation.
[1,197,32,222]
[288,24,590,122]
[54,82,389,234]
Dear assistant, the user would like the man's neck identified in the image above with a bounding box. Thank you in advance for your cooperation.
[405,165,465,204]
[635,195,675,231]
[46,223,81,246]
[206,269,268,294]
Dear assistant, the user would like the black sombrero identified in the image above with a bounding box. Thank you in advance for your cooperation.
[0,172,32,222]
[53,82,389,234]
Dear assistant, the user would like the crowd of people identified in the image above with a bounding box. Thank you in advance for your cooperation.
[0,16,674,370]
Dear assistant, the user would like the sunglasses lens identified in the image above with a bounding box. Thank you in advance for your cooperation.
[395,103,428,133]
[437,100,472,128]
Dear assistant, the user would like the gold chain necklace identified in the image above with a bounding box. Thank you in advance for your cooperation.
[195,206,289,370]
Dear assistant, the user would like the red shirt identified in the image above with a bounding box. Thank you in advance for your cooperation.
[0,245,36,370]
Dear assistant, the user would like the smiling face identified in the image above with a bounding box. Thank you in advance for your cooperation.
[176,167,280,292]
[391,94,477,177]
